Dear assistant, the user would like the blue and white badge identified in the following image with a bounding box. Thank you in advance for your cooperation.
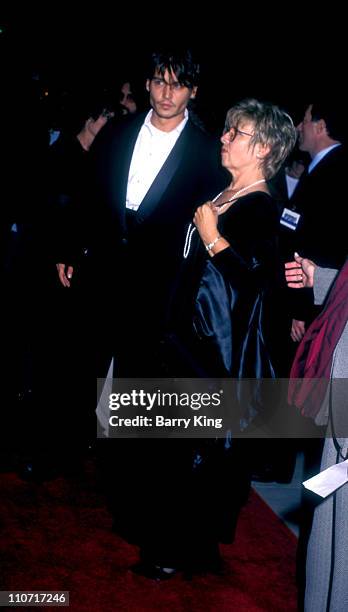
[280,207,300,231]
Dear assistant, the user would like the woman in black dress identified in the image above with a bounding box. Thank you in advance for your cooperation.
[174,98,297,382]
[159,99,297,575]
[136,99,296,579]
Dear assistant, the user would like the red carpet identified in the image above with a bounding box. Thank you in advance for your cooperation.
[0,462,297,611]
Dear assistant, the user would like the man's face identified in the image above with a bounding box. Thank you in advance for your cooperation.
[120,82,137,115]
[297,105,317,154]
[146,68,196,123]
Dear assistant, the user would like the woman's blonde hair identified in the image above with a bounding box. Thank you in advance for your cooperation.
[225,98,297,179]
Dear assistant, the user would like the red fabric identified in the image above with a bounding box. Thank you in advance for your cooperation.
[288,260,348,417]
[0,463,297,611]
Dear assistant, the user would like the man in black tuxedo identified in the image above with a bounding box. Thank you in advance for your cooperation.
[60,50,227,575]
[77,49,228,378]
[282,101,347,343]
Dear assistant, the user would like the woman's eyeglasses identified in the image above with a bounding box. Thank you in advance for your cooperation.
[224,126,254,142]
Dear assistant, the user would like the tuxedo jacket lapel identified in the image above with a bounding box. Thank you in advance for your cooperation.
[108,115,145,231]
[135,122,191,223]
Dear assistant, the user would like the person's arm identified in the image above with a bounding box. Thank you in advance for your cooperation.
[193,199,276,288]
[285,253,338,304]
[285,254,318,341]
[313,267,338,305]
[285,254,340,341]
[284,253,315,288]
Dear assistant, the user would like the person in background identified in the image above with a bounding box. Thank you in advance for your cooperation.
[54,90,115,287]
[108,75,148,121]
[20,91,116,481]
[119,80,138,115]
[284,146,310,198]
[284,100,347,344]
[286,253,348,611]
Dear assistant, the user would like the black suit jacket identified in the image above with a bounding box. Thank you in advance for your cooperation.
[91,112,228,340]
[282,144,348,322]
[290,145,347,267]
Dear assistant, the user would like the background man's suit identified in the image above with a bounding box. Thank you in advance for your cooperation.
[283,145,347,325]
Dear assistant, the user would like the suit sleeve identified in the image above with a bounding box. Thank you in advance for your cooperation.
[314,267,339,305]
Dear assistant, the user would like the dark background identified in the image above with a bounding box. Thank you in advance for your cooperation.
[1,8,345,128]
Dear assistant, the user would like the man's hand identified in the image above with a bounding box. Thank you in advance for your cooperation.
[56,263,74,288]
[285,252,316,289]
[291,319,306,342]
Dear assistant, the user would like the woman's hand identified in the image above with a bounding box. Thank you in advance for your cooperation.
[193,202,219,245]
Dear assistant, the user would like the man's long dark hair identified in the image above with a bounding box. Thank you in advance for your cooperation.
[147,49,200,89]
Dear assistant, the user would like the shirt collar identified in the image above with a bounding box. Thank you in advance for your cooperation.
[308,143,341,173]
[144,108,189,135]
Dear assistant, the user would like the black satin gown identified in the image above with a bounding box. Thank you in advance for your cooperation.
[166,190,280,384]
[146,190,283,565]
[109,191,283,572]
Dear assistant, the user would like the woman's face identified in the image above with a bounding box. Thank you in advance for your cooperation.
[220,121,259,173]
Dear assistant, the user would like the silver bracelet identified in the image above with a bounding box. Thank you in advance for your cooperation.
[205,235,221,251]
